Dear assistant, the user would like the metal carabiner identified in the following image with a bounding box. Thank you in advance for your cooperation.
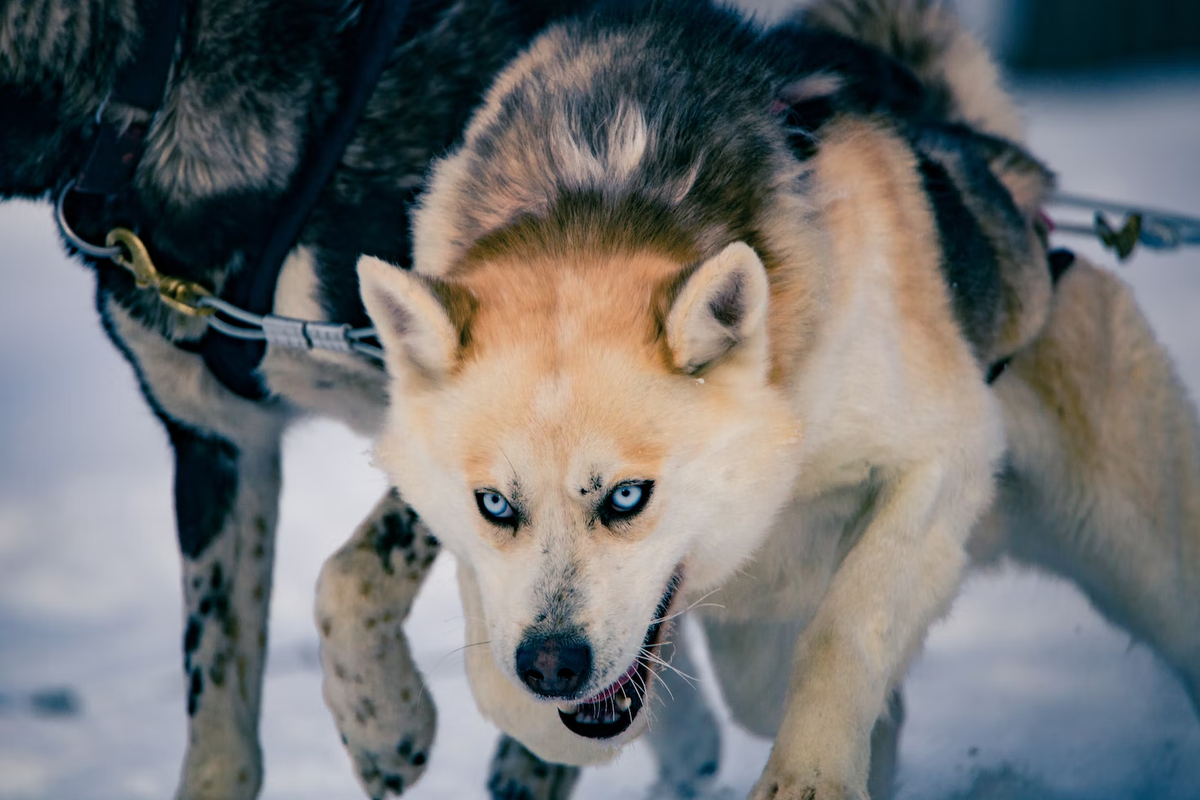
[105,227,214,316]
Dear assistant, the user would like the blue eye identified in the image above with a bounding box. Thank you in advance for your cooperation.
[611,484,642,510]
[475,491,516,527]
[602,481,653,522]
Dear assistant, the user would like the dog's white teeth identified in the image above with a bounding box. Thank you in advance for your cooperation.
[615,694,632,712]
[559,703,578,715]
[576,710,596,724]
[601,709,619,724]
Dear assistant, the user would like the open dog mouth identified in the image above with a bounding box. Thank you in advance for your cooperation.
[557,569,682,740]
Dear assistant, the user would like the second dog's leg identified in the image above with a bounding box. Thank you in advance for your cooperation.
[103,300,288,800]
[170,419,284,800]
[316,490,440,798]
[102,302,289,800]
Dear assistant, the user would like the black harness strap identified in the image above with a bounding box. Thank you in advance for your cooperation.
[75,0,186,196]
[200,0,414,400]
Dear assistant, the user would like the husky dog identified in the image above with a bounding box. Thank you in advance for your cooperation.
[359,0,1200,797]
[1,0,602,797]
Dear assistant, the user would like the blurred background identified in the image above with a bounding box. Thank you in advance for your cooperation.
[1,1,1199,799]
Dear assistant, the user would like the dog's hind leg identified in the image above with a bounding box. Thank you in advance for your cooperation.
[315,489,439,798]
[643,621,722,800]
[990,255,1200,712]
[102,302,289,800]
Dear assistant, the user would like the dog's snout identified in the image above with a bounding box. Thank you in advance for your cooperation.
[515,632,592,697]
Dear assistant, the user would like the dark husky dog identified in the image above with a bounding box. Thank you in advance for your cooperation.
[1,0,599,796]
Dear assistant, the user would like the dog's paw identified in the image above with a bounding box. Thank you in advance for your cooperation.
[320,624,436,798]
[488,734,580,800]
[325,675,436,798]
[345,733,431,800]
[175,745,262,800]
[747,771,865,800]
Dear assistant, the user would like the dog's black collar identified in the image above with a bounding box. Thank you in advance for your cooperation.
[66,0,413,401]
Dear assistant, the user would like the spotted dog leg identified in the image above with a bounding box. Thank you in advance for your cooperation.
[316,489,440,798]
[644,622,722,800]
[487,735,581,800]
[171,420,284,800]
[102,300,289,800]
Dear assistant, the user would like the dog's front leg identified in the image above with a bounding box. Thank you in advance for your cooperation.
[103,301,288,800]
[170,418,284,800]
[315,489,440,798]
[750,458,997,800]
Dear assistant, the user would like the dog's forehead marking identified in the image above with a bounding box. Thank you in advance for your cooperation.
[531,374,572,423]
[551,99,649,192]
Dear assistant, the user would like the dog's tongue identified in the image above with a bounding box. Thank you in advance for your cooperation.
[579,662,638,704]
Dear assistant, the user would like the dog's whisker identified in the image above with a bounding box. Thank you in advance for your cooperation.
[644,662,677,702]
[630,661,654,703]
[649,588,726,625]
[638,648,700,690]
[641,671,670,704]
[635,652,680,702]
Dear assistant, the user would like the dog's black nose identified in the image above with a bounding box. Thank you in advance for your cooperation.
[515,632,591,697]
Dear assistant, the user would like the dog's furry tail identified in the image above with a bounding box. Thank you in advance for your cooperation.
[802,0,1023,141]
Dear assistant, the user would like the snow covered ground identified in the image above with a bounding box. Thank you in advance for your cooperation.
[1,31,1199,800]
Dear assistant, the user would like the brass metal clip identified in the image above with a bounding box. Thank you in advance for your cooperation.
[1095,212,1143,262]
[105,227,214,316]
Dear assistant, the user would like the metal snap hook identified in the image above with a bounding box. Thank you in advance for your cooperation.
[104,227,215,317]
[54,179,124,259]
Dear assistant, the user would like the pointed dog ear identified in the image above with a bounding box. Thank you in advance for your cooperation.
[662,242,770,375]
[358,255,475,383]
